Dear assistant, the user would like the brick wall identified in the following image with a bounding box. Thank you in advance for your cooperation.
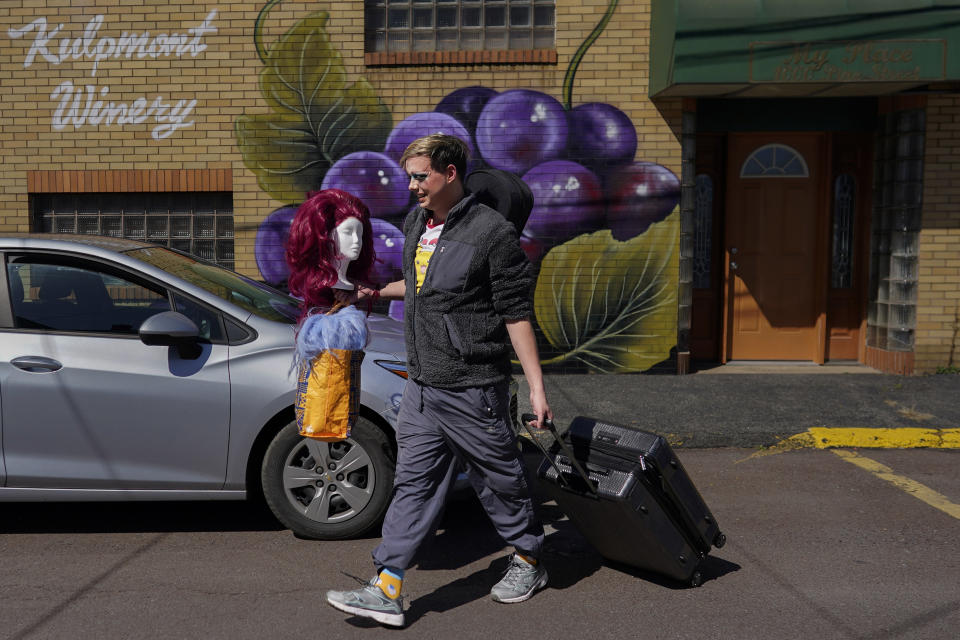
[0,0,678,259]
[918,95,960,373]
[0,1,257,239]
[1,0,682,374]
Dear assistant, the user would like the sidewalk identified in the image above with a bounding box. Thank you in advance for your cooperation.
[517,366,960,448]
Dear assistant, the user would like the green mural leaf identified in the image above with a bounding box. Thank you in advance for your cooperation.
[534,209,678,373]
[235,12,392,203]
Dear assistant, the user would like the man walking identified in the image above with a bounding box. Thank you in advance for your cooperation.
[326,134,552,627]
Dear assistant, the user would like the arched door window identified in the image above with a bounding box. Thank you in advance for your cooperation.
[740,144,809,178]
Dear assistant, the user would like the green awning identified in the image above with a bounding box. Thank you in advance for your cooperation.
[651,0,960,97]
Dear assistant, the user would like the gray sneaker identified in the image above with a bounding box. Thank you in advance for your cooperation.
[490,554,548,603]
[326,577,405,627]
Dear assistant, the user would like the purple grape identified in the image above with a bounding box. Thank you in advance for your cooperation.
[321,151,411,219]
[388,300,404,322]
[606,162,680,240]
[255,205,297,286]
[383,112,476,165]
[567,103,637,170]
[521,160,604,245]
[435,86,498,135]
[369,218,405,285]
[476,90,568,175]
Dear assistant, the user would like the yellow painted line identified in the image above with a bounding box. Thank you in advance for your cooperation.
[832,449,960,520]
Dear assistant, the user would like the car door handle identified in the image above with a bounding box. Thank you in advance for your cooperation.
[11,356,63,373]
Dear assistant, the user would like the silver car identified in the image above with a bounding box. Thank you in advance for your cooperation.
[0,233,414,539]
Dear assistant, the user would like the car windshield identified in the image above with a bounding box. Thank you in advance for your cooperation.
[124,246,300,323]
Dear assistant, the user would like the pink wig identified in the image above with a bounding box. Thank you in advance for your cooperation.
[285,189,375,311]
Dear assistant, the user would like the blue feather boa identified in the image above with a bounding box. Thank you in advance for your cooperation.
[293,305,368,372]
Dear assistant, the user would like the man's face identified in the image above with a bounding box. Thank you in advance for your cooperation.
[405,155,455,214]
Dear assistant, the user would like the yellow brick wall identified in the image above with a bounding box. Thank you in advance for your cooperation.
[1,0,681,374]
[918,95,960,373]
[0,1,265,243]
[361,0,678,167]
[1,0,678,275]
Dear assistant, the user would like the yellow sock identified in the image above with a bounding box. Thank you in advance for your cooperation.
[517,553,537,566]
[375,570,403,600]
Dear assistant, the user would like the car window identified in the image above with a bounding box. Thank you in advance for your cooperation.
[7,258,170,334]
[125,246,300,323]
[172,292,224,342]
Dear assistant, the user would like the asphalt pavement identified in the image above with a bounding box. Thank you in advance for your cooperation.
[2,447,957,639]
[2,366,958,639]
[518,367,960,448]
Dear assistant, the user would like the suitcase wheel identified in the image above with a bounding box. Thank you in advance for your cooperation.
[690,571,703,588]
[713,532,727,549]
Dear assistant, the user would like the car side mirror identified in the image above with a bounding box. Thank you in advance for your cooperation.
[139,311,202,359]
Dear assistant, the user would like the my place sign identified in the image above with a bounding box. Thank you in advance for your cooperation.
[750,40,946,83]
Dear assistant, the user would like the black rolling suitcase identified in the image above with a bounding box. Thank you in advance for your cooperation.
[523,414,726,587]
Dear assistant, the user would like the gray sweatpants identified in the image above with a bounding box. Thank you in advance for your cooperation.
[372,379,544,572]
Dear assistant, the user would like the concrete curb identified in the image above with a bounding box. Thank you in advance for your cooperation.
[737,427,960,466]
[763,427,960,452]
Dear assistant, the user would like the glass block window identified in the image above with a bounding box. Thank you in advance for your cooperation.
[740,144,809,178]
[31,192,235,270]
[365,0,555,53]
[867,108,924,352]
[692,174,714,290]
[831,174,855,289]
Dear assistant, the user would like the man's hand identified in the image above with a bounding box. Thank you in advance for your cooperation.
[527,387,553,430]
[332,288,360,306]
[505,318,552,430]
[339,280,405,306]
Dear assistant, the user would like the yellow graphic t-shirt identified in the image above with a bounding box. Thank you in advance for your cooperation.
[415,221,443,292]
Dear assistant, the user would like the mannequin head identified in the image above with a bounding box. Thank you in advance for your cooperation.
[285,189,374,310]
[335,216,364,261]
[332,216,364,289]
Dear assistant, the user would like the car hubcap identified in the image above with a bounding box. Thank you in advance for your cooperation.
[281,437,376,523]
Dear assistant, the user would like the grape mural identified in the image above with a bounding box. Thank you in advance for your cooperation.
[568,102,639,170]
[320,151,411,220]
[521,160,605,246]
[476,90,570,175]
[254,205,297,287]
[383,112,476,168]
[607,162,683,240]
[369,217,405,285]
[435,86,497,131]
[238,1,680,373]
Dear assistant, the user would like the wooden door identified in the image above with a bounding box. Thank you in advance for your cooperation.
[724,134,827,361]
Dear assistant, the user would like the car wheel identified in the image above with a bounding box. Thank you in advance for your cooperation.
[261,417,395,540]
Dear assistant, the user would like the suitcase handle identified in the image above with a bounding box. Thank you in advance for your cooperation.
[521,414,598,496]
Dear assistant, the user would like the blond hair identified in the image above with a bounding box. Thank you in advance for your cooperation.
[399,134,470,178]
